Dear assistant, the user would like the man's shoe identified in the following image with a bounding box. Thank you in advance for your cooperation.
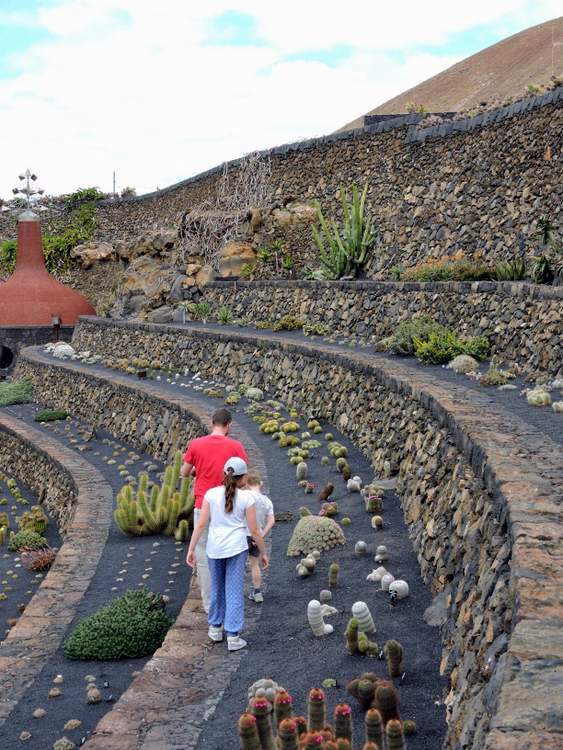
[227,635,247,651]
[208,625,223,642]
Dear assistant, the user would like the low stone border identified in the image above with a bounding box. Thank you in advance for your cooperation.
[13,348,267,749]
[65,318,562,749]
[0,415,113,725]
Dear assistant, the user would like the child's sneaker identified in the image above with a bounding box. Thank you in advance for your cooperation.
[208,625,223,642]
[249,589,264,603]
[227,635,247,651]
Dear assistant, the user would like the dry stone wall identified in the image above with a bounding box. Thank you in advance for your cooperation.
[201,279,563,378]
[65,318,562,750]
[1,91,561,275]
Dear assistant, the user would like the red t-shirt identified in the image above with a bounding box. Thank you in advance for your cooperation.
[183,434,248,509]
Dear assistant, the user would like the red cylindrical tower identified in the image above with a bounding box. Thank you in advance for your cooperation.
[0,210,95,325]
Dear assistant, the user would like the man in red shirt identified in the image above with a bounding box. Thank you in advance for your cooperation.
[181,408,248,612]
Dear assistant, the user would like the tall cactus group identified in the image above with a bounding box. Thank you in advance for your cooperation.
[114,451,194,540]
[238,685,413,749]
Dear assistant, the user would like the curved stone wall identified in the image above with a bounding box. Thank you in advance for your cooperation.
[0,415,113,725]
[1,91,561,274]
[201,279,562,378]
[59,317,562,749]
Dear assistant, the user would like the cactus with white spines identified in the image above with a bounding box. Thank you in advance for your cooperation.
[307,600,334,637]
[352,602,376,634]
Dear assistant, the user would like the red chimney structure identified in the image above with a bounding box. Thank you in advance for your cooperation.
[0,209,95,326]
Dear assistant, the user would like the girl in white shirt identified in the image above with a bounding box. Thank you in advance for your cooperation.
[186,457,268,651]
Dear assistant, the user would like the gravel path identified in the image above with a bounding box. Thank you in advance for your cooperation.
[0,404,190,750]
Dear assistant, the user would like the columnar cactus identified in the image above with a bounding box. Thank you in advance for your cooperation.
[352,602,376,633]
[374,684,400,725]
[345,618,359,655]
[274,691,293,727]
[318,483,334,502]
[384,640,404,678]
[296,462,308,481]
[249,697,275,750]
[357,632,378,656]
[277,718,299,750]
[238,713,260,750]
[307,688,326,731]
[385,719,406,749]
[328,562,340,587]
[307,600,334,636]
[333,703,353,743]
[365,708,384,746]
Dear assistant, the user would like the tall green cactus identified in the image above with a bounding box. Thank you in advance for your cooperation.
[365,709,384,747]
[385,719,406,749]
[274,690,294,728]
[250,697,275,750]
[334,704,353,743]
[312,183,375,279]
[238,713,261,750]
[277,718,299,750]
[307,688,326,731]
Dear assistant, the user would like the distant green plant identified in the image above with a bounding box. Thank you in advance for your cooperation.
[8,529,47,551]
[217,306,233,325]
[527,83,544,95]
[34,409,69,423]
[121,186,137,198]
[302,266,327,281]
[462,335,490,361]
[402,258,494,282]
[0,380,33,407]
[257,247,272,263]
[272,315,304,332]
[64,590,173,660]
[303,323,330,337]
[389,317,446,356]
[531,255,554,284]
[64,186,105,211]
[281,254,294,271]
[186,301,211,321]
[413,330,466,364]
[240,263,255,279]
[494,259,527,280]
[389,265,404,280]
[312,183,375,279]
[405,102,427,114]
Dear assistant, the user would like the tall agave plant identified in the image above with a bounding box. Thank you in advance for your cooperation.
[312,183,375,279]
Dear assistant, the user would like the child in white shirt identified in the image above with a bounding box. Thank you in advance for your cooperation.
[245,470,275,603]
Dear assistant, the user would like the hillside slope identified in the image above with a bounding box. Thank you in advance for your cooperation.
[340,16,562,130]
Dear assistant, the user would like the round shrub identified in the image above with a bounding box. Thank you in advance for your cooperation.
[8,529,47,551]
[64,590,173,660]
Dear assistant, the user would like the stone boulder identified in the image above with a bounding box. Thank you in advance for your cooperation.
[217,241,256,278]
[71,241,116,269]
[119,256,177,306]
[115,229,176,261]
[147,306,174,324]
[272,202,317,229]
[195,264,216,287]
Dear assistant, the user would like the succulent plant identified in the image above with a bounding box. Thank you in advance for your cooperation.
[374,545,388,562]
[402,719,416,735]
[371,516,383,530]
[299,506,312,517]
[365,709,384,746]
[384,640,404,678]
[328,562,340,587]
[282,421,300,433]
[250,697,276,750]
[527,389,551,407]
[347,479,361,493]
[380,573,395,591]
[345,617,359,655]
[374,683,400,725]
[352,602,376,633]
[318,483,334,502]
[334,703,353,743]
[385,719,406,749]
[319,502,338,517]
[238,713,261,750]
[321,456,330,466]
[341,517,351,526]
[277,718,299,750]
[365,496,382,514]
[287,517,345,556]
[354,541,367,556]
[21,546,57,571]
[8,529,47,552]
[17,505,48,534]
[307,688,326,731]
[274,690,294,727]
[307,600,333,637]
[347,673,378,710]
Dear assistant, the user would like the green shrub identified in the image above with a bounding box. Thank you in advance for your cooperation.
[272,315,304,332]
[240,263,255,279]
[186,301,210,321]
[64,186,105,211]
[34,409,69,423]
[413,330,466,364]
[312,183,375,279]
[217,306,232,325]
[0,380,33,407]
[8,529,47,551]
[494,259,527,280]
[389,317,446,356]
[402,258,494,282]
[64,590,173,660]
[303,323,330,337]
[462,335,490,361]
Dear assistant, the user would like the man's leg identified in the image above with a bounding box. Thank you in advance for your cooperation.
[193,508,211,613]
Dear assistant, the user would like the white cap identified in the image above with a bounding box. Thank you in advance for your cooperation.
[224,457,248,476]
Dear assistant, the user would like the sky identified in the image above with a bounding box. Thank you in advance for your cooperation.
[0,1,560,199]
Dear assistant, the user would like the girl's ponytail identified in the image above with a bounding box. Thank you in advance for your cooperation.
[224,468,237,513]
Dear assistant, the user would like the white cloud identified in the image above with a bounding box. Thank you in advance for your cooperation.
[0,0,560,197]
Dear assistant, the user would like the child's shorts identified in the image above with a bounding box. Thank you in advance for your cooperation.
[247,536,259,557]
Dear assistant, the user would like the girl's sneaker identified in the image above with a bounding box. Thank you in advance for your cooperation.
[208,625,223,642]
[227,635,247,652]
[249,589,264,603]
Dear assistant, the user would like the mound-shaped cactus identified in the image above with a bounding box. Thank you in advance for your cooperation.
[287,516,345,556]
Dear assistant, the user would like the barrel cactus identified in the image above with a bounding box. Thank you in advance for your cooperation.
[287,516,345,556]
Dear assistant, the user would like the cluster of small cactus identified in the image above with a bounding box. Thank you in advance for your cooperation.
[238,685,413,749]
[114,451,194,539]
[307,419,323,434]
[287,517,346,556]
[319,502,338,517]
[296,552,319,578]
[17,505,48,534]
[260,419,280,434]
[8,529,47,552]
[362,485,384,514]
[345,617,378,656]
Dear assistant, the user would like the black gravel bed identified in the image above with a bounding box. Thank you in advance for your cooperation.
[38,357,447,747]
[179,321,563,446]
[0,476,61,631]
[0,403,190,750]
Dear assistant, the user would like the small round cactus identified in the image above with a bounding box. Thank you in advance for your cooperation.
[385,718,406,749]
[355,541,368,556]
[402,719,417,735]
[381,573,395,591]
[277,718,299,750]
[371,515,383,530]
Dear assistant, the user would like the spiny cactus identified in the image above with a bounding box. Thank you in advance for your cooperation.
[385,719,406,749]
[365,709,384,746]
[249,697,275,750]
[0,526,6,545]
[287,517,345,556]
[345,617,359,655]
[307,600,333,636]
[238,712,261,750]
[357,632,378,656]
[307,688,326,731]
[318,483,334,502]
[296,462,308,481]
[319,502,338,517]
[277,718,299,750]
[334,704,353,743]
[365,496,382,513]
[114,452,194,538]
[371,516,383,530]
[402,719,416,735]
[373,683,400,725]
[17,505,48,534]
[347,674,378,710]
[384,640,404,678]
[336,739,352,750]
[328,562,340,587]
[274,691,294,727]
